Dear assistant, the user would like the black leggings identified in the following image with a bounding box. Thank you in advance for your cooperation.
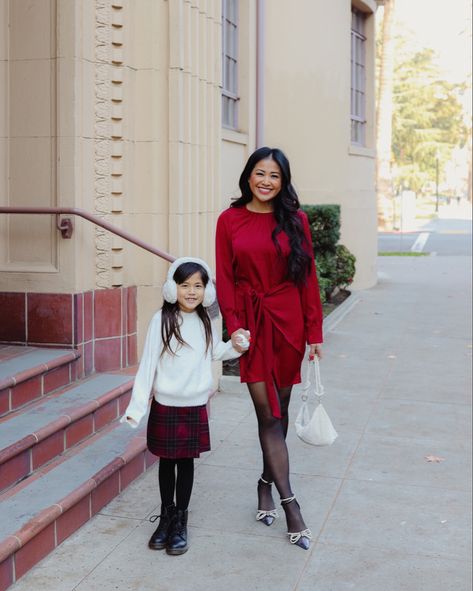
[158,457,194,510]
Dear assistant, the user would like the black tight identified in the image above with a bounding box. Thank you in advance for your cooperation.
[158,457,194,510]
[248,383,292,494]
[248,382,306,533]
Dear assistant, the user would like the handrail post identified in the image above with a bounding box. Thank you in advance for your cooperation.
[56,215,73,239]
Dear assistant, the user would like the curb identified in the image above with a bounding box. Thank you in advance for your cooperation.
[323,291,361,334]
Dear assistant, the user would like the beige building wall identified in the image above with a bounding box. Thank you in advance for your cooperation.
[0,0,380,354]
[0,0,225,352]
[262,0,379,289]
[124,0,224,346]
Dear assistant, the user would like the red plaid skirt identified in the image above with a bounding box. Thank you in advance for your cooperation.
[146,399,210,459]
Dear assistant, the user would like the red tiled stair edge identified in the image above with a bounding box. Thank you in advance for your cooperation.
[0,433,158,590]
[0,379,134,467]
[0,381,134,493]
[0,351,80,392]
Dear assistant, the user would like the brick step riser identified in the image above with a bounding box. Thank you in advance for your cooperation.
[0,389,132,494]
[0,361,78,418]
[0,444,158,591]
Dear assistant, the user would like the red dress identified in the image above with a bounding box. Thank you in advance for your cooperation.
[216,206,323,418]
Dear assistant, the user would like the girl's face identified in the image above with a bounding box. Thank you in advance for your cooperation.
[248,157,282,209]
[176,271,205,313]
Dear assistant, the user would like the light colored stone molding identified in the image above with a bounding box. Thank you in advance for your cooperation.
[110,1,125,287]
[94,0,125,288]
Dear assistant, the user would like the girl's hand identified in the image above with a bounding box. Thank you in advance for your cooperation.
[309,343,323,360]
[231,328,251,353]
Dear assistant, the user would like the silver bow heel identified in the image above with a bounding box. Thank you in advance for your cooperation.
[280,495,312,550]
[256,476,278,526]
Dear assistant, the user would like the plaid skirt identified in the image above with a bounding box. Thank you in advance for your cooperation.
[146,399,210,459]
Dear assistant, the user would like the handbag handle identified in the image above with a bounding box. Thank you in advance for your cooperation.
[301,356,324,401]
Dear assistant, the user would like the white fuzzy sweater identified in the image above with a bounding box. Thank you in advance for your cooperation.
[122,310,240,427]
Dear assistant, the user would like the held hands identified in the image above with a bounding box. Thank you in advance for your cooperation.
[231,328,251,353]
[309,343,323,360]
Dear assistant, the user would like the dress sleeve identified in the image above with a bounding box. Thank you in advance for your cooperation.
[120,312,161,428]
[215,211,241,336]
[299,211,324,344]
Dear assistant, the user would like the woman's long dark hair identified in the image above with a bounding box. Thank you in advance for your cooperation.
[231,146,312,285]
[161,262,213,357]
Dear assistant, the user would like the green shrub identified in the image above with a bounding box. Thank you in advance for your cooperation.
[301,204,341,253]
[302,204,356,300]
[334,244,356,289]
[314,262,330,304]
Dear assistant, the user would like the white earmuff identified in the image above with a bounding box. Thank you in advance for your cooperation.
[162,257,216,308]
[162,278,178,304]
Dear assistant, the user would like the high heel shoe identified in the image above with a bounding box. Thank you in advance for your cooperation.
[256,476,278,526]
[280,495,312,550]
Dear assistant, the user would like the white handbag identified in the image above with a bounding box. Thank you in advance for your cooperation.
[294,356,338,446]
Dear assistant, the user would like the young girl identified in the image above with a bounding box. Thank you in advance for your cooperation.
[121,257,249,556]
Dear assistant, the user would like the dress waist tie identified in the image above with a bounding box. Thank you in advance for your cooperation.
[243,282,295,419]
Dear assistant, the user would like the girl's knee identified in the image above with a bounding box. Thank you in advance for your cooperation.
[177,457,194,467]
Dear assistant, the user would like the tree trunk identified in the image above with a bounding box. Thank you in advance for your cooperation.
[376,0,396,230]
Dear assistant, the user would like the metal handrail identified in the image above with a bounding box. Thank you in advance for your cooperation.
[0,206,175,263]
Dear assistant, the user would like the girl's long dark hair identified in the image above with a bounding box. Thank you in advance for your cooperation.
[161,262,213,357]
[231,146,312,285]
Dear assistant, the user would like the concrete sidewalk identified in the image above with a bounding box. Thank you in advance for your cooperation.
[11,255,472,591]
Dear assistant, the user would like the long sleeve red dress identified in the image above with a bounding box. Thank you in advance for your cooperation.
[216,205,323,419]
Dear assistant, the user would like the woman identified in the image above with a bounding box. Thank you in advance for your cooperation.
[215,147,323,550]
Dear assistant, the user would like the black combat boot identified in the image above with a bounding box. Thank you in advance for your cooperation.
[166,509,188,555]
[148,503,176,550]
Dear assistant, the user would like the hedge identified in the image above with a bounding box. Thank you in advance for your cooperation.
[301,204,356,304]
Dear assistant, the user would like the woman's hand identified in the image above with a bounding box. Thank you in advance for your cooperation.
[309,343,323,359]
[231,328,251,353]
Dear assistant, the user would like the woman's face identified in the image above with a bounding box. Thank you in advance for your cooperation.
[248,157,282,207]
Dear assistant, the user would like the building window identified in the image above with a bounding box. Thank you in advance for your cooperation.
[222,0,239,129]
[351,8,366,145]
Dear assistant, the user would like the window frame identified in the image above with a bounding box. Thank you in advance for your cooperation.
[350,7,367,146]
[221,0,240,130]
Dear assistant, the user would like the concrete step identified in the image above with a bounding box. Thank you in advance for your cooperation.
[0,345,80,417]
[0,421,156,590]
[0,347,156,591]
[0,373,134,493]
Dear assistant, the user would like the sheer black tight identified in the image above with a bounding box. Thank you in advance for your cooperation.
[248,382,306,533]
[158,457,194,511]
